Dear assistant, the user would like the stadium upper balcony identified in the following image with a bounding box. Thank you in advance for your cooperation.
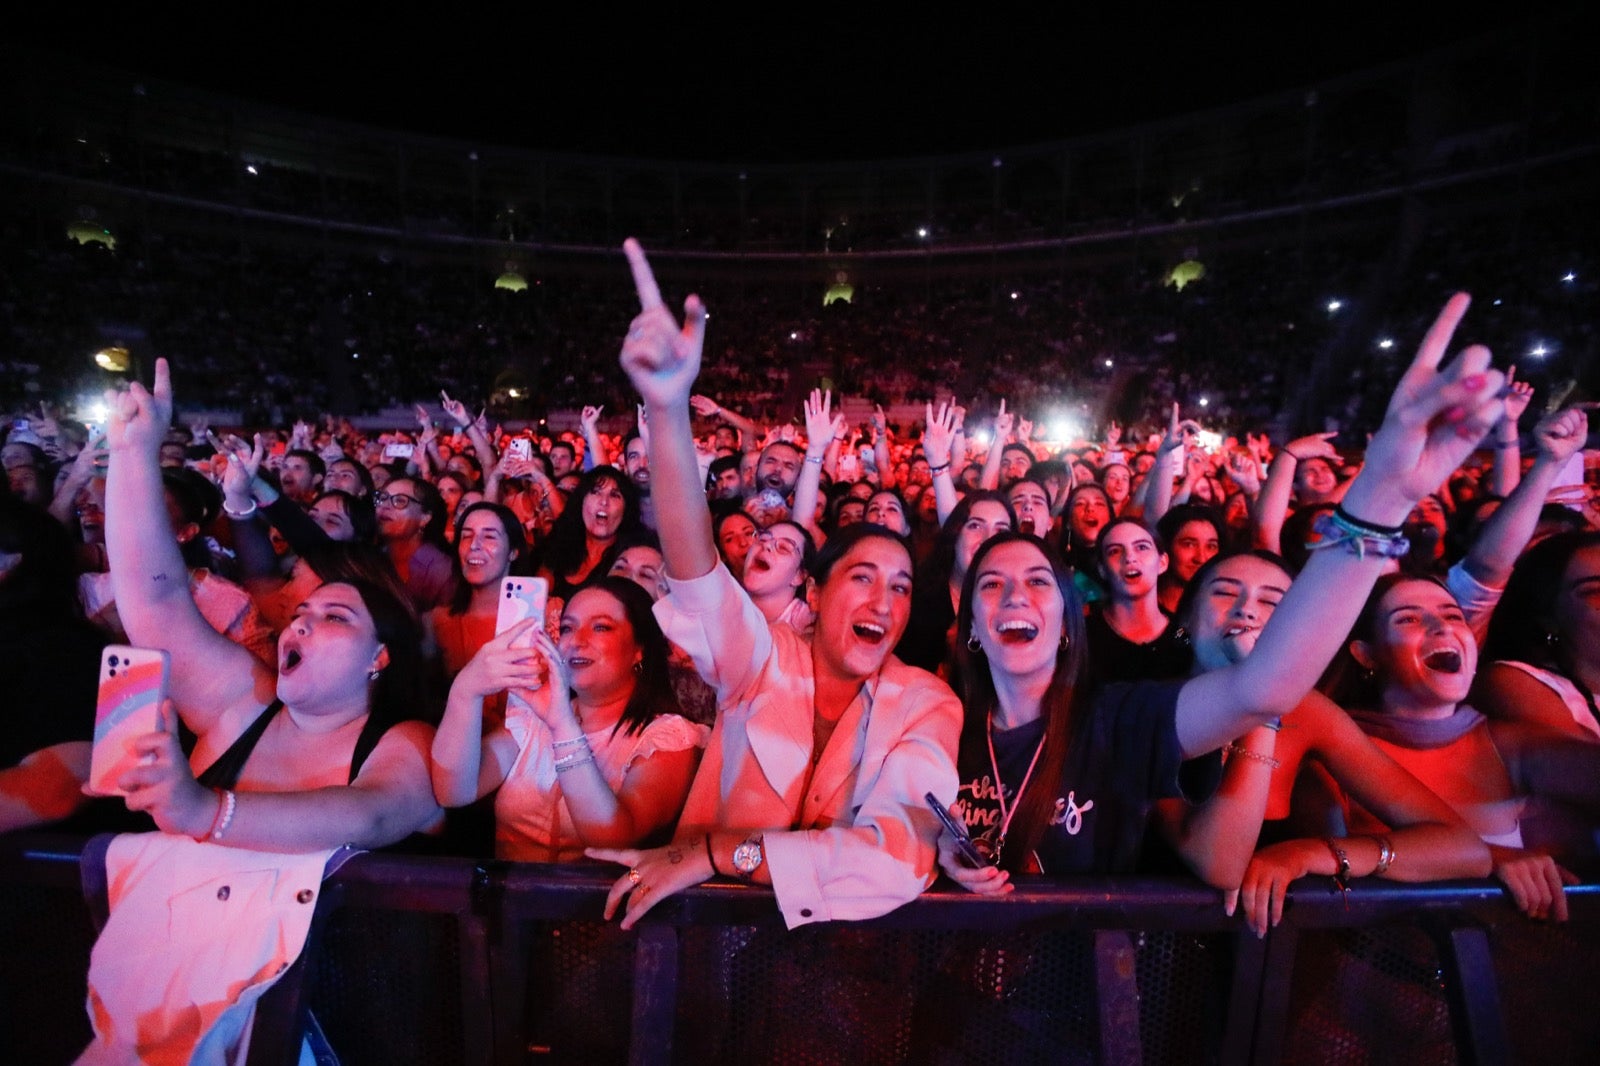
[3,17,1594,259]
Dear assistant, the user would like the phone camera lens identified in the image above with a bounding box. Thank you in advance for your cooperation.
[109,655,120,666]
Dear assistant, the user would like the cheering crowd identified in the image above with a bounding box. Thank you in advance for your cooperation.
[3,239,1599,1059]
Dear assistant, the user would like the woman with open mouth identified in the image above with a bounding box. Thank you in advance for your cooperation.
[102,359,444,853]
[933,293,1515,895]
[587,240,962,932]
[1150,552,1490,938]
[431,576,707,862]
[429,502,530,686]
[1320,573,1600,920]
[536,465,642,605]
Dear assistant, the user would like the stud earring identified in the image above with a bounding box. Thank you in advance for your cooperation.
[368,669,382,682]
[632,660,644,675]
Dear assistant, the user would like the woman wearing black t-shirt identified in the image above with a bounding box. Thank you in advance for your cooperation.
[938,293,1511,892]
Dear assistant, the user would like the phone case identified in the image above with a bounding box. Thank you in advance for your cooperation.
[496,577,550,647]
[87,646,171,797]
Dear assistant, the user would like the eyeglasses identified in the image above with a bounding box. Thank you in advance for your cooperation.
[373,490,418,510]
[755,531,802,558]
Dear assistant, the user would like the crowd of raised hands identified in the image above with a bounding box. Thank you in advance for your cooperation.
[4,239,1600,946]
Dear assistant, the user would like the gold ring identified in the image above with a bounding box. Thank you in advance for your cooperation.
[628,868,642,886]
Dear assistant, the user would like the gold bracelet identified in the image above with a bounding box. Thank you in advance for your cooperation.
[1222,743,1280,770]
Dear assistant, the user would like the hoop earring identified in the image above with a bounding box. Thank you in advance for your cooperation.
[368,669,382,682]
[632,660,644,675]
[966,635,984,654]
[1545,631,1560,649]
[1060,633,1071,650]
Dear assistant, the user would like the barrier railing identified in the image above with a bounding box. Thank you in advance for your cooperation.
[2,833,1594,1065]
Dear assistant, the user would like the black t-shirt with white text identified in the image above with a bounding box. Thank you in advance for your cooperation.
[952,680,1220,875]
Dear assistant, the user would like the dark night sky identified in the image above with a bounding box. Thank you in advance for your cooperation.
[9,6,1580,161]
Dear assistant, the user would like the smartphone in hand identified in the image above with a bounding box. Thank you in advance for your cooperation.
[926,792,991,868]
[87,646,170,796]
[496,577,551,647]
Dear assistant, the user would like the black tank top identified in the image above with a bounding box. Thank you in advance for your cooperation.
[195,701,390,789]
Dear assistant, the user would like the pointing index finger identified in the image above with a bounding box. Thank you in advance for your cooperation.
[1412,292,1472,375]
[624,239,663,311]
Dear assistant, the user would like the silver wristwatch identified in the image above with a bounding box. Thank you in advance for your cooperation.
[731,834,765,880]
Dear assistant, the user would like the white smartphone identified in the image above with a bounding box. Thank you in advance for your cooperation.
[496,576,550,648]
[507,438,533,461]
[87,646,171,797]
[383,442,415,460]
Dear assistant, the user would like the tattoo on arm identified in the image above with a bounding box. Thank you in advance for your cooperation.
[667,847,684,864]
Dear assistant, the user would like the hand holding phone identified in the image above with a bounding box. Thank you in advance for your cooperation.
[88,646,170,796]
[926,792,991,868]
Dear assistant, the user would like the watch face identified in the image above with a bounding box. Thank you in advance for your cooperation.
[732,840,763,875]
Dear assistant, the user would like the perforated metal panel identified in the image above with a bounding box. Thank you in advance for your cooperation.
[522,920,636,1063]
[307,907,468,1066]
[1490,921,1600,1065]
[1282,926,1455,1066]
[1134,931,1232,1065]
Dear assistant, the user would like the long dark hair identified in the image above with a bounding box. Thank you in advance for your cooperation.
[1483,530,1600,673]
[567,576,680,738]
[312,489,377,544]
[1320,572,1454,710]
[539,467,640,581]
[338,576,433,727]
[953,532,1089,874]
[446,502,530,616]
[897,492,1016,673]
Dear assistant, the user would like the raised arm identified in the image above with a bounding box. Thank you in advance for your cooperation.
[792,388,841,542]
[441,390,499,471]
[579,405,606,472]
[47,434,105,529]
[1174,295,1505,755]
[872,405,895,489]
[978,400,1011,490]
[691,394,761,447]
[104,361,266,732]
[1132,405,1186,523]
[617,241,716,582]
[922,401,963,526]
[1253,433,1337,553]
[1460,407,1588,589]
[1488,370,1532,498]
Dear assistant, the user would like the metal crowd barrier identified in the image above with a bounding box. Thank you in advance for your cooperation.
[2,833,1594,1065]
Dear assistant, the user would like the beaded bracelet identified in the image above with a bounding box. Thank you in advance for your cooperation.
[196,788,236,843]
[1223,743,1280,770]
[554,753,595,773]
[1308,510,1411,560]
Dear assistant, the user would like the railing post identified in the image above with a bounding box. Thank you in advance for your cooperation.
[1249,923,1300,1065]
[1223,927,1269,1065]
[1094,929,1144,1066]
[628,924,679,1066]
[1436,922,1510,1066]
